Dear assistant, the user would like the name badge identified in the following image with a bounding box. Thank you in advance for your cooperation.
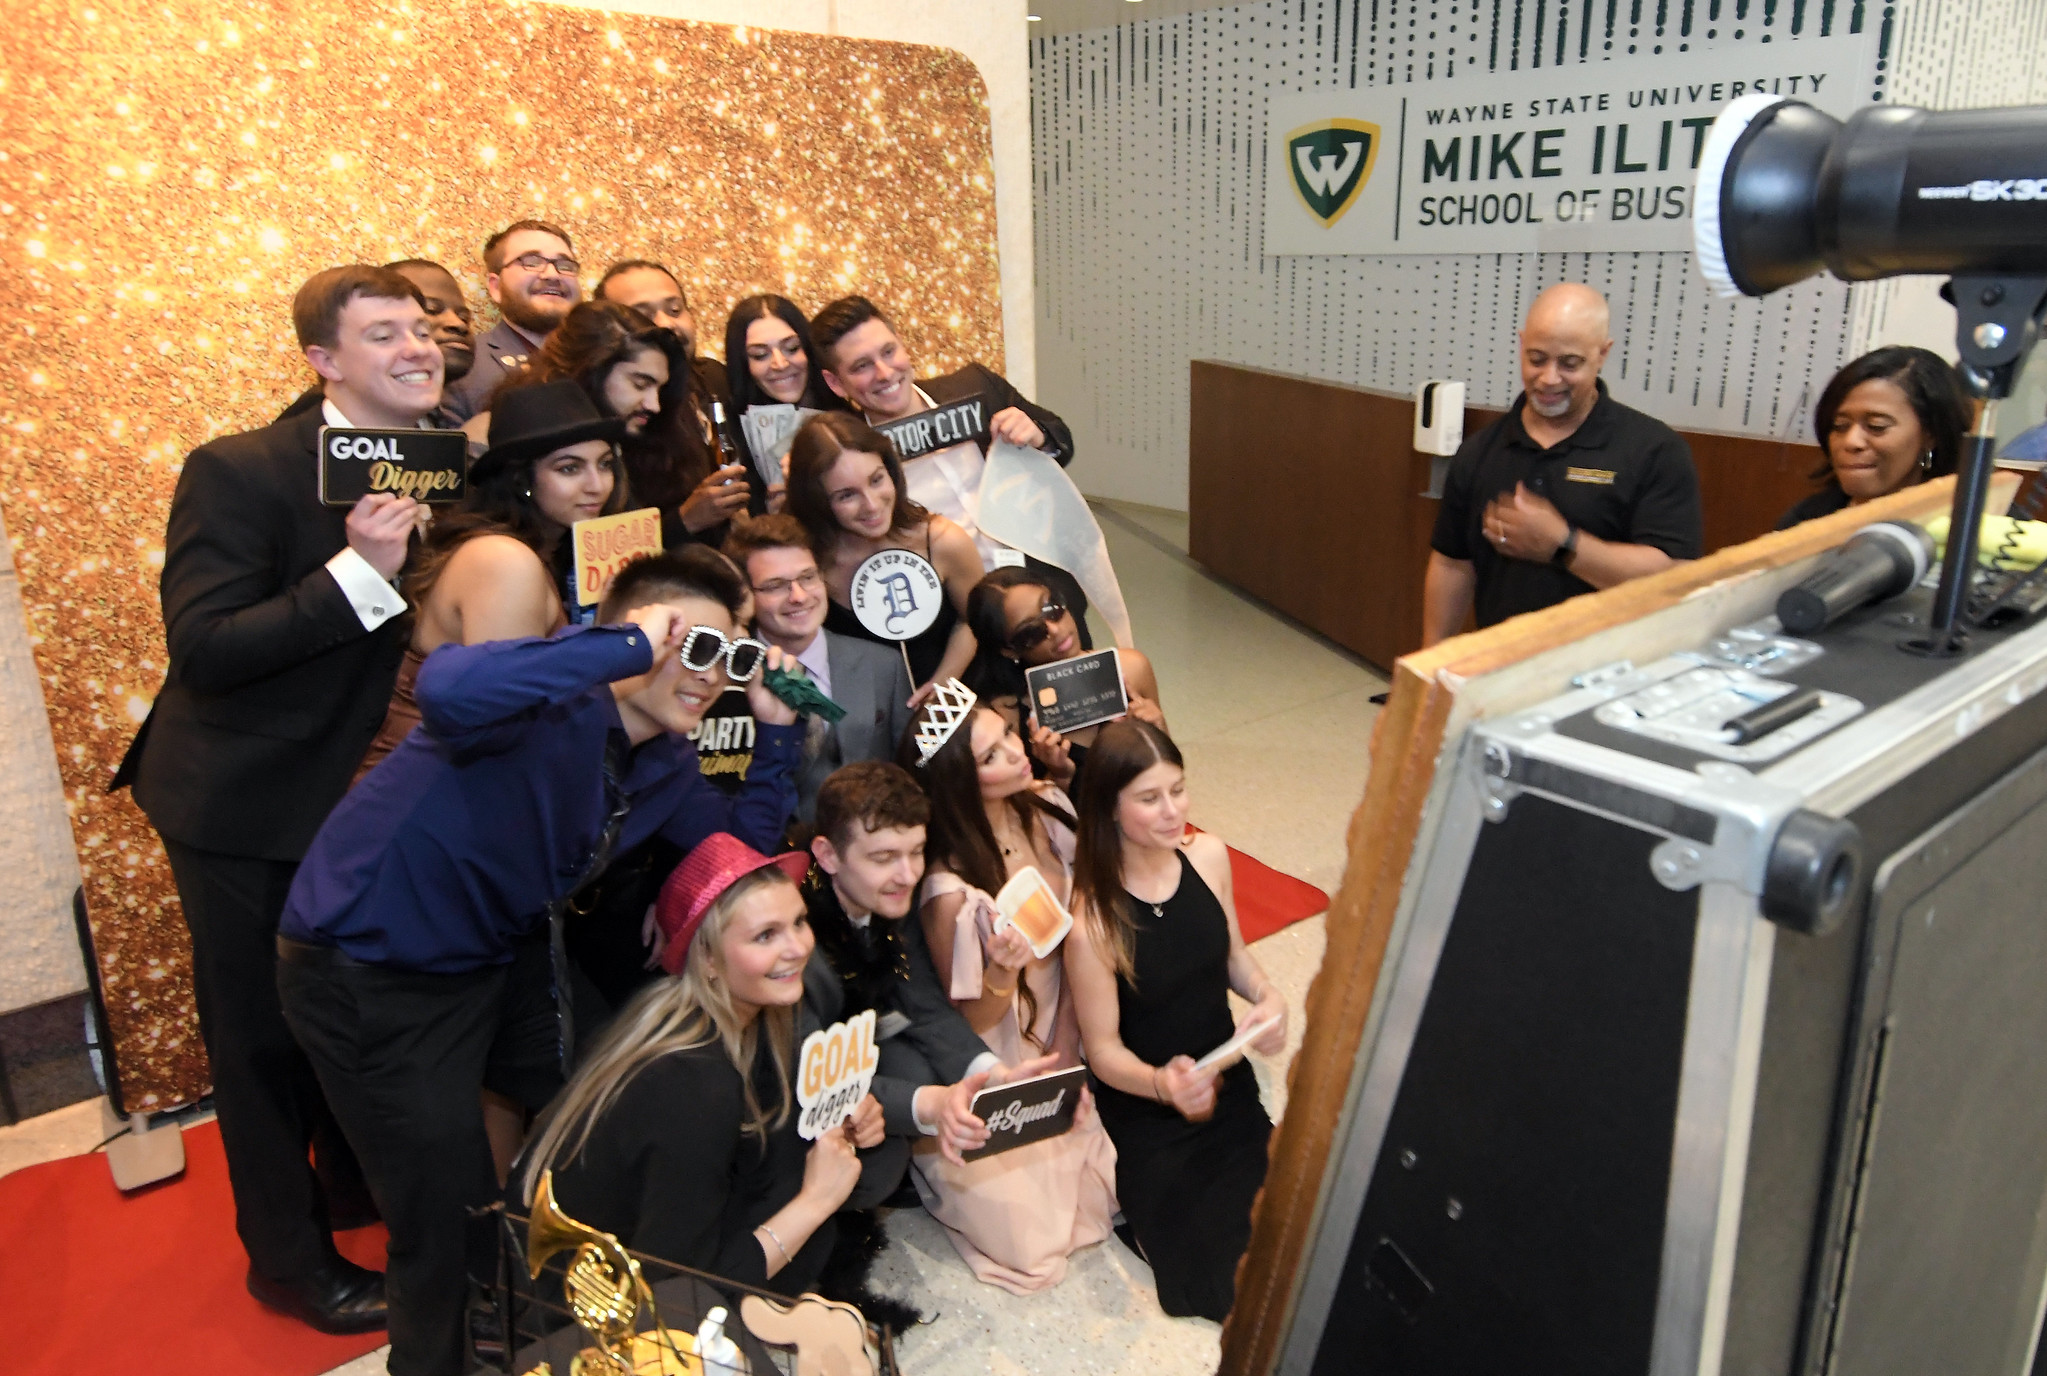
[1026,648,1128,735]
[964,1065,1088,1161]
[570,507,664,608]
[318,427,469,506]
[1566,466,1617,485]
[873,394,988,461]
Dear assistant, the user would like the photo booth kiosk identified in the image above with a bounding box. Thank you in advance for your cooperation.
[1270,546,2047,1376]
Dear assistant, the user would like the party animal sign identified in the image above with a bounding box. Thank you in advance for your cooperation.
[797,1008,880,1140]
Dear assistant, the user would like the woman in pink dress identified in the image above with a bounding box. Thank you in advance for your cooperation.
[894,683,1118,1293]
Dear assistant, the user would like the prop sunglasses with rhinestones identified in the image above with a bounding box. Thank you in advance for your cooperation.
[679,626,768,682]
[1006,595,1070,656]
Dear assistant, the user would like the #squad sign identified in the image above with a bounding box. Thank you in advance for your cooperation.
[1265,32,1873,257]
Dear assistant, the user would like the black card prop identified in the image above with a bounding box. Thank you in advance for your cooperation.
[872,394,988,461]
[1026,648,1128,734]
[963,1065,1088,1162]
[319,426,469,506]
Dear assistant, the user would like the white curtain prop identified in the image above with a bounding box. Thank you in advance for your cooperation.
[975,440,1133,648]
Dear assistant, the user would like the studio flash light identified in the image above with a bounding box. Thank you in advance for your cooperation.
[1695,95,2047,299]
[1695,93,2047,652]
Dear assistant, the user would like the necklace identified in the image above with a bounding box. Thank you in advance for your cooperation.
[1149,900,1165,918]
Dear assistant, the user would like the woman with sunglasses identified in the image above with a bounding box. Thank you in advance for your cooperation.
[786,411,981,700]
[894,684,1118,1294]
[962,567,1166,785]
[723,294,847,482]
[1064,719,1288,1322]
[520,834,876,1298]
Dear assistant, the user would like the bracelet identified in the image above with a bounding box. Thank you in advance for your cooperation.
[985,979,1017,999]
[1152,1067,1166,1104]
[756,1223,789,1265]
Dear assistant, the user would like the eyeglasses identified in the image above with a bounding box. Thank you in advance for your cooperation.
[752,568,823,598]
[1006,597,1069,655]
[506,252,581,277]
[679,626,767,682]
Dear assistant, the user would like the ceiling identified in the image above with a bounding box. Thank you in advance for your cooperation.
[1025,0,1232,36]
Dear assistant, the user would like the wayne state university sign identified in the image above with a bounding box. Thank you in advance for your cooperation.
[1265,32,1874,257]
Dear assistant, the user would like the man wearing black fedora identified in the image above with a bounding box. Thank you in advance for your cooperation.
[113,264,436,1335]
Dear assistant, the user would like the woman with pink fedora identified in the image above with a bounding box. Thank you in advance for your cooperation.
[519,834,883,1292]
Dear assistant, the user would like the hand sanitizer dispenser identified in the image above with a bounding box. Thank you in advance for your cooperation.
[1414,380,1466,497]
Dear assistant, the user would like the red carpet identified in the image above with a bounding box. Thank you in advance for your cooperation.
[1225,843,1330,943]
[0,1120,389,1376]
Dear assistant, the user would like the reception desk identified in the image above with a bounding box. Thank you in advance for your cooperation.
[1187,360,1829,672]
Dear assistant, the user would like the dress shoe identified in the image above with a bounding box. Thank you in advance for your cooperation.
[247,1257,389,1334]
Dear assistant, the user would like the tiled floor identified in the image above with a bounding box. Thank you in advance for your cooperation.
[0,500,1386,1375]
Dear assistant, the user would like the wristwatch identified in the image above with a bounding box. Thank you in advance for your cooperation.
[1551,522,1579,567]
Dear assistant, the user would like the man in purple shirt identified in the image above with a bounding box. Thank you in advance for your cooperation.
[277,547,803,1376]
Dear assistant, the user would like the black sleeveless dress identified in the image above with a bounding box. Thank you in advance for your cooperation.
[823,525,961,687]
[1091,851,1273,1321]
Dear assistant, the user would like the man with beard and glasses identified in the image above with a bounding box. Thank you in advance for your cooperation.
[443,219,582,423]
[277,258,474,427]
[596,258,734,453]
[1421,282,1702,644]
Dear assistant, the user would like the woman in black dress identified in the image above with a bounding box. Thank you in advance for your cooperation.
[1063,720,1291,1322]
[786,411,981,699]
[1776,346,1971,529]
[516,835,879,1292]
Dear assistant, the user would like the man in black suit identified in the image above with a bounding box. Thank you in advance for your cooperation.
[809,294,1090,639]
[800,763,1054,1195]
[442,219,581,422]
[113,264,433,1333]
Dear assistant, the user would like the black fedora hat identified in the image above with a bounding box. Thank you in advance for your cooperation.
[470,379,627,485]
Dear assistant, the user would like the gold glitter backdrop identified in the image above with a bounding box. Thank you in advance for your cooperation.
[0,0,1002,1107]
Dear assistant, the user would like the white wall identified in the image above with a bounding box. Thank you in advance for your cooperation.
[556,0,1038,391]
[1032,0,2047,509]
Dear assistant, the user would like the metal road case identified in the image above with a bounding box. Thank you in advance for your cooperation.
[1284,585,2047,1376]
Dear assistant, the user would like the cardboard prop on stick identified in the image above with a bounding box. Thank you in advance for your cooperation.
[993,865,1075,959]
[976,439,1133,647]
[318,427,468,505]
[1025,649,1129,735]
[963,1065,1088,1162]
[571,508,664,608]
[796,1009,879,1140]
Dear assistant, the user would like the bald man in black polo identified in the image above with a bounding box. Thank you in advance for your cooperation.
[1422,283,1702,645]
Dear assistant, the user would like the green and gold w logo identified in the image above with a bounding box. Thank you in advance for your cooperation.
[1286,119,1380,226]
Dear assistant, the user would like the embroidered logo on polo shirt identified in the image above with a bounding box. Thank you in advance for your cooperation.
[1566,466,1616,485]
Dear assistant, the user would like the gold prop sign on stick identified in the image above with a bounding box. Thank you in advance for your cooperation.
[573,508,665,609]
[0,0,1002,1107]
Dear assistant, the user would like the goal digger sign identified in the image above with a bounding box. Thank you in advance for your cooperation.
[797,1008,880,1140]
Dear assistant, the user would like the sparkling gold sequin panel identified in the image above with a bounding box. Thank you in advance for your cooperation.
[0,0,1001,1106]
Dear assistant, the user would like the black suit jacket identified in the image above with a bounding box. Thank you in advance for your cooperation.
[114,406,409,861]
[919,363,1073,468]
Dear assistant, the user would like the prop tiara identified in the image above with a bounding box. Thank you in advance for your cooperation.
[913,678,978,766]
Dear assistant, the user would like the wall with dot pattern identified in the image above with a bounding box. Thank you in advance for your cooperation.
[1031,0,2047,510]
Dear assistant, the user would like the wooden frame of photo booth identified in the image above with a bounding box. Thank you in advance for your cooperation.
[1217,473,2007,1375]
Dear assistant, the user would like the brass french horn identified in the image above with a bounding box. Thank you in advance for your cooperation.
[526,1169,705,1375]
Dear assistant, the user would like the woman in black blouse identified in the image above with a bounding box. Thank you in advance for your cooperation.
[1777,346,1972,529]
[517,835,878,1290]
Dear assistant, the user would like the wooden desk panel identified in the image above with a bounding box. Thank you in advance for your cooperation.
[1189,361,1827,672]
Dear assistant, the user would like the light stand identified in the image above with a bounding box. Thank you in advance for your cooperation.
[1908,274,2047,656]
